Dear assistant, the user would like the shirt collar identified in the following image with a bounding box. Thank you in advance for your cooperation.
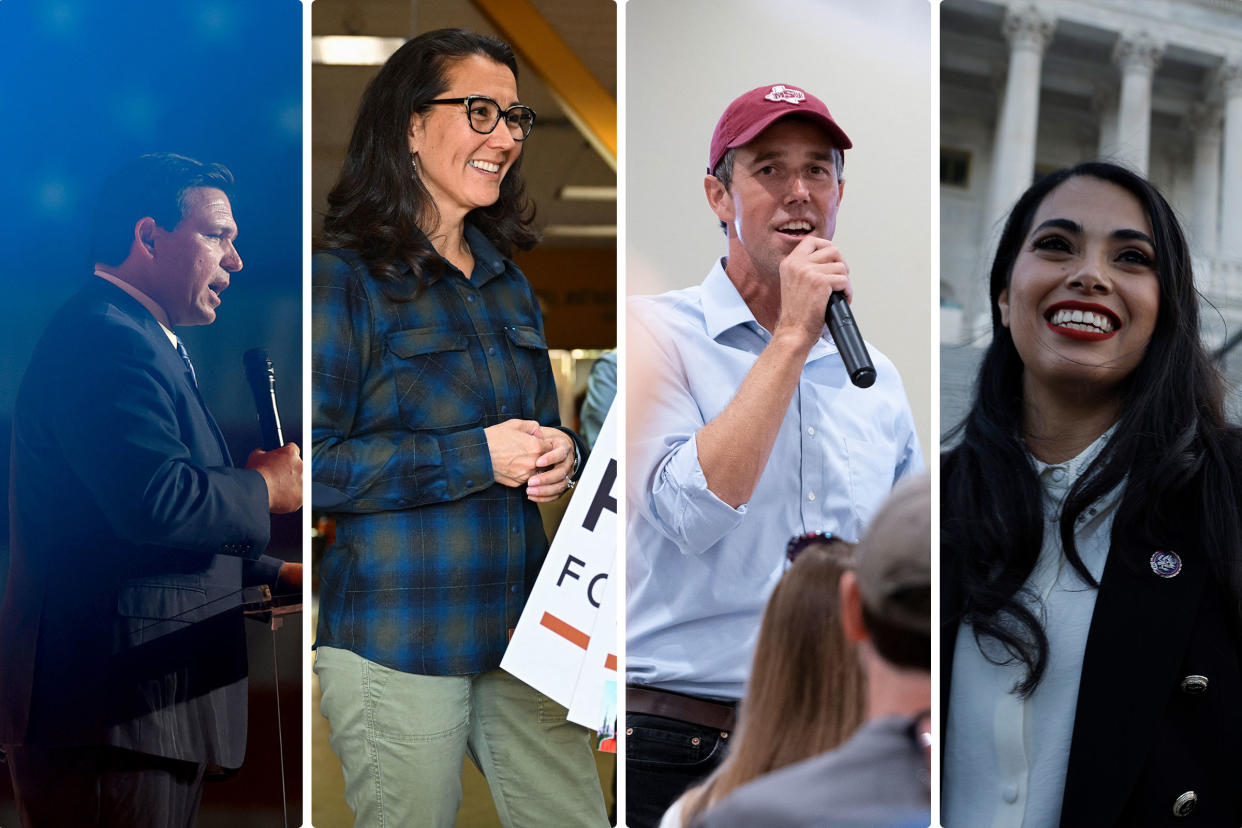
[93,269,178,346]
[700,258,836,359]
[701,258,762,340]
[462,223,507,285]
[1030,424,1121,515]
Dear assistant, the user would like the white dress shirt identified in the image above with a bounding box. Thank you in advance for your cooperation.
[944,427,1123,828]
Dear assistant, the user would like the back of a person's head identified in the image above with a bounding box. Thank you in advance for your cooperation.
[855,473,931,671]
[681,539,866,825]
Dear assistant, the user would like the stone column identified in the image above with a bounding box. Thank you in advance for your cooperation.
[1187,103,1222,254]
[971,4,1054,340]
[1112,31,1163,175]
[1219,61,1242,259]
[984,4,1056,231]
[1094,86,1119,160]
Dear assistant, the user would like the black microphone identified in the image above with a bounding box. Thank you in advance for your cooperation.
[243,348,285,450]
[825,292,876,388]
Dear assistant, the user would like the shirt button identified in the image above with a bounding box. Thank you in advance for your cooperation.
[465,480,474,487]
[501,405,508,414]
[807,426,815,436]
[512,526,520,534]
[467,295,476,302]
[488,346,496,355]
[510,585,519,593]
[807,492,815,501]
[1050,468,1066,482]
[1002,784,1018,803]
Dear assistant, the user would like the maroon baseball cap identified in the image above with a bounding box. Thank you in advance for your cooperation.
[708,83,852,172]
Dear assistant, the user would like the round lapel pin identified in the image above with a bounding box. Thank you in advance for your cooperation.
[1150,550,1182,578]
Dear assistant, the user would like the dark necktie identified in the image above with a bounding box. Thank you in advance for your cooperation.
[176,338,198,388]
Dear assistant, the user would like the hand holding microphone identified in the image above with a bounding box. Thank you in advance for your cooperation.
[776,237,875,388]
[242,348,302,513]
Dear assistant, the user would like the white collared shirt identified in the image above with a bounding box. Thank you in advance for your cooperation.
[944,427,1122,828]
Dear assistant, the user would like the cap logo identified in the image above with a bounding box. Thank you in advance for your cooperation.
[764,85,805,105]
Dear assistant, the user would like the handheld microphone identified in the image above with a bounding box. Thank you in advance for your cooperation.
[825,292,876,388]
[243,348,285,450]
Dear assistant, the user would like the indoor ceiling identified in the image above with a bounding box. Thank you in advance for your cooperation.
[311,0,616,248]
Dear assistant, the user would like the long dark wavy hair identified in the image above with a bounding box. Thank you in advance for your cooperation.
[943,161,1242,695]
[318,28,538,296]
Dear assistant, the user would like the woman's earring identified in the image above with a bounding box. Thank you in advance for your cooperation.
[410,152,418,173]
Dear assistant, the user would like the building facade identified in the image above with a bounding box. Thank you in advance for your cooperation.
[941,0,1242,361]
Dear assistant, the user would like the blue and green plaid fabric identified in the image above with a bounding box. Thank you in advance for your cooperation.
[312,225,567,675]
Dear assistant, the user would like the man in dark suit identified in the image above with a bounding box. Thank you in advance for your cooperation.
[0,153,302,827]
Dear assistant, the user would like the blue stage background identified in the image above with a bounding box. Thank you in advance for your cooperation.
[0,1,303,824]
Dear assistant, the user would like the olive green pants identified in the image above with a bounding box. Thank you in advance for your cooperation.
[315,645,608,828]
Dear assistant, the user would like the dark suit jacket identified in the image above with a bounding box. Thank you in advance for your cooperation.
[942,495,1242,827]
[0,279,279,769]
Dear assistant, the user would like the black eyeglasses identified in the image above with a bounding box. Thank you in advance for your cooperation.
[786,531,846,564]
[427,96,536,141]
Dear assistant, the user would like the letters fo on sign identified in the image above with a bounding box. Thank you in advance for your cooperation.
[502,406,618,711]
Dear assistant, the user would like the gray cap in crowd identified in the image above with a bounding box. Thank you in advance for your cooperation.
[855,473,931,638]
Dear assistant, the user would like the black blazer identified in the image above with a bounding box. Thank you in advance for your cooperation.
[0,279,278,768]
[942,495,1242,827]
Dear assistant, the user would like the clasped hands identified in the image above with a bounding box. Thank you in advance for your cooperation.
[484,419,575,502]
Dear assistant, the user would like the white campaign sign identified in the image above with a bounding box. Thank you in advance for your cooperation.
[567,556,617,731]
[502,405,617,713]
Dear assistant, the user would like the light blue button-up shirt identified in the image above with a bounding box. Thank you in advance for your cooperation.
[625,259,923,700]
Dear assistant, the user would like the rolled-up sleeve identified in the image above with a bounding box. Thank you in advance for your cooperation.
[627,300,745,554]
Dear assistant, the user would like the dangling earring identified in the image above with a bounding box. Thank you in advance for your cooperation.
[410,152,418,173]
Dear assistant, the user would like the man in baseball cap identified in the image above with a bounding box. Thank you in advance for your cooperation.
[625,84,923,826]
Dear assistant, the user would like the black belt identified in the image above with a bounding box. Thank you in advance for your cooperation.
[626,685,737,732]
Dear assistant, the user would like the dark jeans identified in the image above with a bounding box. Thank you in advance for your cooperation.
[4,744,206,828]
[626,712,732,828]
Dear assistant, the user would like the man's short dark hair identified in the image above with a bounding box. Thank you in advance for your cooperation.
[861,587,930,671]
[91,153,234,266]
[709,118,844,235]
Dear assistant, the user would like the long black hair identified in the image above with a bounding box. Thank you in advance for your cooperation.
[943,161,1242,694]
[318,28,538,296]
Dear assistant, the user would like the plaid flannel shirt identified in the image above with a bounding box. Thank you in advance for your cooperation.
[312,226,573,675]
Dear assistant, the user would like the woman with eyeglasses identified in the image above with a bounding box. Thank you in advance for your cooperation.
[658,535,865,827]
[311,28,605,827]
[941,162,1242,827]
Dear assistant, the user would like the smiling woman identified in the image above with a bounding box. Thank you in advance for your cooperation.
[997,176,1160,422]
[310,27,607,828]
[941,161,1242,827]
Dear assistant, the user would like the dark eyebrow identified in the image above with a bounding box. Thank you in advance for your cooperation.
[1112,228,1155,247]
[1032,218,1081,235]
[1033,218,1154,248]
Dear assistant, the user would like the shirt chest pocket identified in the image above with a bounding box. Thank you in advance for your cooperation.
[502,324,548,414]
[385,327,486,430]
[843,436,899,529]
